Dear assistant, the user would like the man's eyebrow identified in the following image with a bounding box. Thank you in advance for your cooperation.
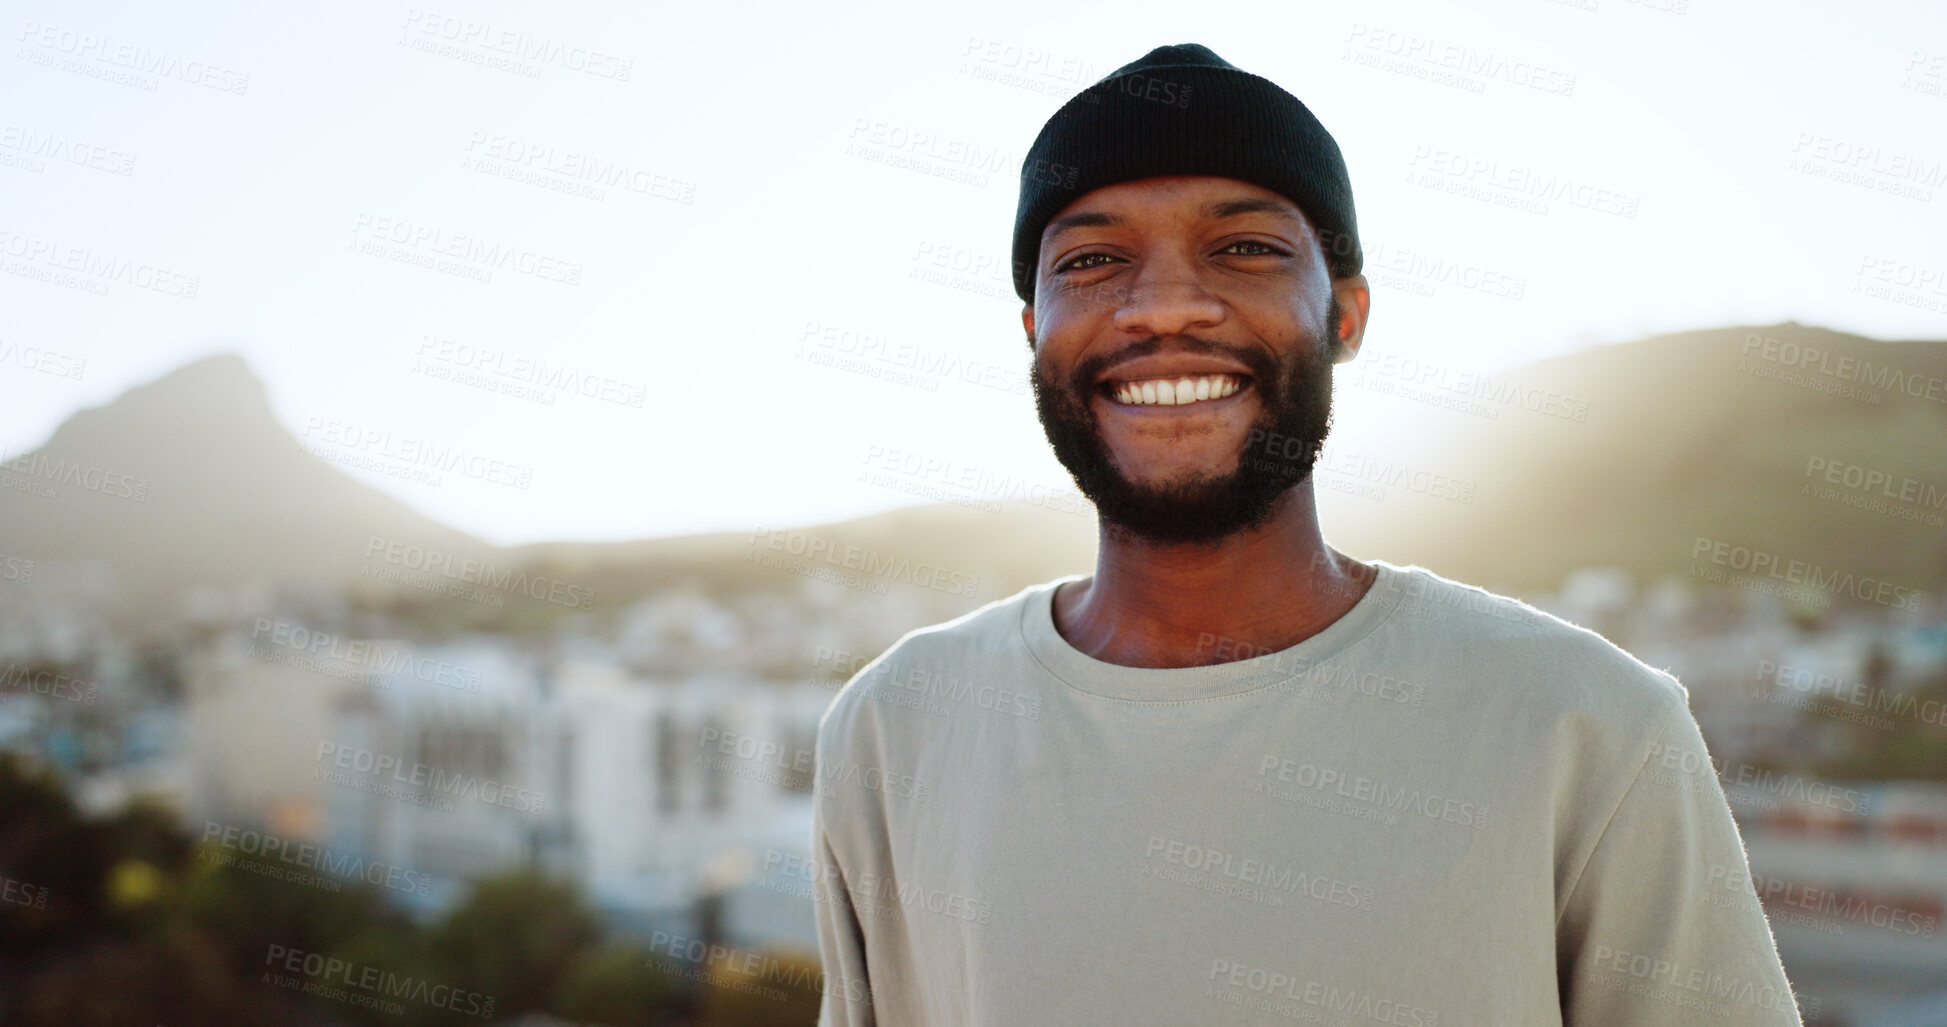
[1043,198,1305,242]
[1202,197,1305,225]
[1043,210,1122,240]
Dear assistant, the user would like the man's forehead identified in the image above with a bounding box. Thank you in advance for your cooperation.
[1041,177,1310,241]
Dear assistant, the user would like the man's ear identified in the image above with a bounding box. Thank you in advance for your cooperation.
[1330,276,1371,364]
[1022,304,1036,350]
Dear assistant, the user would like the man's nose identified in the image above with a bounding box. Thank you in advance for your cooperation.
[1109,260,1225,338]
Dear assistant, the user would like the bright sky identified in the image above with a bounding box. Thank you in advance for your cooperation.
[4,0,1944,545]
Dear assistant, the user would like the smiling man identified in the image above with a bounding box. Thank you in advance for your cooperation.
[812,43,1802,1026]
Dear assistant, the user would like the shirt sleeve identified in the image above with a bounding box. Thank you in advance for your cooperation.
[812,766,876,1026]
[1556,696,1805,1025]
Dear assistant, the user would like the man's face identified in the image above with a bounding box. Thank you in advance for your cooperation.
[1024,176,1367,546]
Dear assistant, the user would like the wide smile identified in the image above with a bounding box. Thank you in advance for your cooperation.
[1098,373,1252,410]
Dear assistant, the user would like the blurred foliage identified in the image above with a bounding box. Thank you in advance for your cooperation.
[553,943,685,1027]
[427,870,602,1017]
[695,946,824,1027]
[1812,648,1947,781]
[0,752,819,1025]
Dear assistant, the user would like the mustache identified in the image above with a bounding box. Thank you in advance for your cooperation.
[1065,336,1278,397]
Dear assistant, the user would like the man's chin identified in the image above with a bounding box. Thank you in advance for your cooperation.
[1087,474,1294,547]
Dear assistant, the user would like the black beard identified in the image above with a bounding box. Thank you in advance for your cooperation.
[1031,299,1339,548]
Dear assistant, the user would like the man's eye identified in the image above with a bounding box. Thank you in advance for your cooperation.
[1222,241,1288,257]
[1055,253,1116,273]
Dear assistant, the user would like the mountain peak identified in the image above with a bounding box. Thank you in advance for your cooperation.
[0,350,485,606]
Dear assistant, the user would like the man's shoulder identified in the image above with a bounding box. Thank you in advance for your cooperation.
[815,576,1064,740]
[1375,561,1687,723]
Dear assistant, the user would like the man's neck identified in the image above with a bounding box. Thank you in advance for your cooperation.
[1051,485,1375,669]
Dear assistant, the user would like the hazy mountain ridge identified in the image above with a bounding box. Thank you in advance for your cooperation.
[0,354,492,607]
[2,324,1941,625]
[1326,322,1947,594]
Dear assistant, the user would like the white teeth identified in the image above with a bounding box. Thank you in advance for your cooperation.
[1109,374,1244,406]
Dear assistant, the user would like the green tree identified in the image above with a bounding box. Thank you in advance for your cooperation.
[553,943,687,1026]
[696,946,822,1027]
[427,868,603,1018]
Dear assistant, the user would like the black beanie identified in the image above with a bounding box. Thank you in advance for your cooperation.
[1010,43,1362,304]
